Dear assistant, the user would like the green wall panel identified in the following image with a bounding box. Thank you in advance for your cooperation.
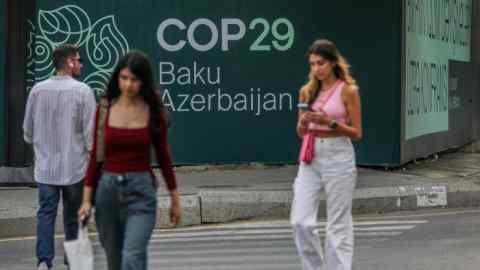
[32,0,402,165]
[0,0,6,163]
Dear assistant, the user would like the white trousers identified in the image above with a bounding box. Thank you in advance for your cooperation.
[291,137,357,270]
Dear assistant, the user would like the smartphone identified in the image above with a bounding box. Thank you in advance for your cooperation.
[297,103,310,112]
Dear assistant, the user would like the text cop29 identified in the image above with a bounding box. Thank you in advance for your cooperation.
[157,18,295,52]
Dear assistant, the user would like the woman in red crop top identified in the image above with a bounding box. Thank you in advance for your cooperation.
[291,39,362,270]
[78,51,180,270]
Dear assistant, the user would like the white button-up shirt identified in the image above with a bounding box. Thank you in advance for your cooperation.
[23,76,97,185]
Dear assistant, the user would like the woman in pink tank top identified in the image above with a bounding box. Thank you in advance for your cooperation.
[291,39,362,270]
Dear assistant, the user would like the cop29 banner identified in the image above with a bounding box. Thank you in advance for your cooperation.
[30,0,318,163]
[405,0,472,140]
[30,0,403,165]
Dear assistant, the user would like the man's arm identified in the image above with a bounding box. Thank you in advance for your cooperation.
[23,90,36,144]
[82,88,97,151]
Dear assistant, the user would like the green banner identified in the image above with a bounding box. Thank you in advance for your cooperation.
[32,0,403,165]
[405,0,472,140]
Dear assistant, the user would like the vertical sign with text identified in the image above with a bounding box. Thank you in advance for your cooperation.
[405,0,471,139]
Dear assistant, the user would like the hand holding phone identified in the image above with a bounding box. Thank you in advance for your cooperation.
[297,102,310,112]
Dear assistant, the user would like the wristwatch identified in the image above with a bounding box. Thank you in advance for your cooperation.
[328,119,339,130]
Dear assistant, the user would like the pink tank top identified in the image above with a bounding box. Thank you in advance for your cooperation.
[308,80,349,131]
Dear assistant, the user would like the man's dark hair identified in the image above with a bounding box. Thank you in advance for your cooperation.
[52,44,79,70]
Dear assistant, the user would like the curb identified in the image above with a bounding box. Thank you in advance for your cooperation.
[1,182,480,239]
[196,181,480,223]
[199,190,292,223]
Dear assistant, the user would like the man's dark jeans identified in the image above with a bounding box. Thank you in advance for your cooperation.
[36,180,84,268]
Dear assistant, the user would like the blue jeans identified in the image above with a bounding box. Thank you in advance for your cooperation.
[95,171,157,270]
[36,180,84,268]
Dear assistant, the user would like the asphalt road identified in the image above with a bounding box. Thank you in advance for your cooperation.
[1,208,479,270]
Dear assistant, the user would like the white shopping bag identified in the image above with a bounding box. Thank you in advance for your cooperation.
[63,224,94,270]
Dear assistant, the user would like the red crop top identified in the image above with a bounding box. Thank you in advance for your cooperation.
[84,106,177,190]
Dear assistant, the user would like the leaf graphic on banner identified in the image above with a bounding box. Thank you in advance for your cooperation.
[84,70,111,96]
[87,16,129,72]
[31,4,130,98]
[26,20,36,68]
[38,4,91,46]
[34,34,55,82]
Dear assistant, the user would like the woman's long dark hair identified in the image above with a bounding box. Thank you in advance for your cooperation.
[105,50,167,142]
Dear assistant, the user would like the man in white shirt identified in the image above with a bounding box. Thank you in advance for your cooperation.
[23,44,97,270]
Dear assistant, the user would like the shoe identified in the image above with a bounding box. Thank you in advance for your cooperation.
[37,262,51,270]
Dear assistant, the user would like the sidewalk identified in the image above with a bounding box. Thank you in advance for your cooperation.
[1,152,480,238]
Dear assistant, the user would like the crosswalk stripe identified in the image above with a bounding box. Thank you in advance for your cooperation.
[151,229,293,238]
[353,220,428,226]
[342,232,403,236]
[146,237,389,250]
[93,234,294,246]
[143,237,389,250]
[150,232,403,244]
[94,246,298,258]
[353,225,416,231]
[153,220,428,234]
[94,241,382,260]
[100,262,302,270]
[150,225,416,239]
[95,253,300,266]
